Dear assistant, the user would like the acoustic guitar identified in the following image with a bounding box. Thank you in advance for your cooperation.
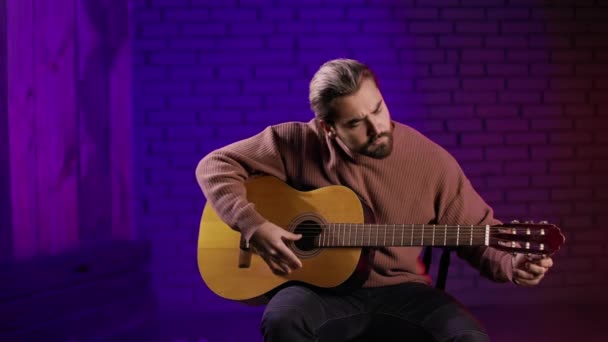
[197,176,565,301]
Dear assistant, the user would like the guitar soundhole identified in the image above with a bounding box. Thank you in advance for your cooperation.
[293,220,322,253]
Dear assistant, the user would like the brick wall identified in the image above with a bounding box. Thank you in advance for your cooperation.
[133,0,608,310]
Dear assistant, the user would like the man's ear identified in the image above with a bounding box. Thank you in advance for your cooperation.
[319,120,336,138]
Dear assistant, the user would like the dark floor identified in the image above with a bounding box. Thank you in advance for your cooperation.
[114,304,605,342]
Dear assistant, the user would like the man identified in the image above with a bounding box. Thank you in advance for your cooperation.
[196,58,553,341]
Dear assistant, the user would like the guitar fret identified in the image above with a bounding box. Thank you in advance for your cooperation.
[353,223,357,247]
[411,224,414,246]
[457,225,460,246]
[383,224,386,246]
[401,224,404,246]
[444,224,447,246]
[348,224,351,246]
[421,224,424,246]
[470,225,473,245]
[392,224,395,246]
[432,224,435,246]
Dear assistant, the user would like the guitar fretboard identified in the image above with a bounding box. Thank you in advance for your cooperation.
[315,223,489,247]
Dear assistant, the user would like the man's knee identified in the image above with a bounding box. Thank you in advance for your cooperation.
[261,306,314,339]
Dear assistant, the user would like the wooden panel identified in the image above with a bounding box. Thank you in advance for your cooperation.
[109,0,135,240]
[34,0,79,255]
[0,0,12,263]
[7,0,39,260]
[76,0,112,244]
[0,241,153,341]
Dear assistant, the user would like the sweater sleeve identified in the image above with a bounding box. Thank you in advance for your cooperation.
[436,153,514,283]
[195,125,292,241]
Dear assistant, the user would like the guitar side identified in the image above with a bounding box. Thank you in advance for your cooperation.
[197,176,364,302]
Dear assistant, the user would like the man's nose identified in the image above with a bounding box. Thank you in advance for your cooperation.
[366,117,382,136]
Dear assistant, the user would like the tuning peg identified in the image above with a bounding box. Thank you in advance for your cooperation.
[510,220,520,224]
[539,220,548,224]
[524,220,534,224]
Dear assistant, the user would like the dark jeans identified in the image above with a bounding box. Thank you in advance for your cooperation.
[261,282,489,342]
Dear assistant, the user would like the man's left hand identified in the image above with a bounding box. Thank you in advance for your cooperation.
[512,254,554,287]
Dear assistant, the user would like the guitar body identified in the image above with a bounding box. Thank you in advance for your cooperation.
[197,176,364,301]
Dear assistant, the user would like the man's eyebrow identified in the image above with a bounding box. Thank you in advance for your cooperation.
[372,100,383,113]
[344,100,383,125]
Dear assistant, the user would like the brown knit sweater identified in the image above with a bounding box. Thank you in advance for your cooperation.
[196,119,514,288]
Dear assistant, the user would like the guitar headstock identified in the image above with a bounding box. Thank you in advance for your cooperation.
[490,220,565,256]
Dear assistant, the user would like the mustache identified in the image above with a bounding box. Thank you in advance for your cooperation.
[368,132,391,144]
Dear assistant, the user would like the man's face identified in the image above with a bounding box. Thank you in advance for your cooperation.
[326,77,394,159]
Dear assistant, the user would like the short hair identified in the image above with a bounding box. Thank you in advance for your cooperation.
[308,58,378,125]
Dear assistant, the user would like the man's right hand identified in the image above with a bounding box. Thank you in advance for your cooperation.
[249,221,303,276]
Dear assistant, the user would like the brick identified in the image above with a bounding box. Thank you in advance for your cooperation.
[401,50,445,63]
[439,36,482,47]
[485,147,528,161]
[195,82,240,95]
[461,133,504,145]
[551,51,593,62]
[476,105,518,117]
[576,8,608,19]
[592,160,608,171]
[169,38,215,50]
[550,160,591,173]
[394,8,439,20]
[216,96,262,109]
[134,39,168,50]
[431,64,457,76]
[576,119,608,130]
[462,50,504,62]
[532,175,573,187]
[141,24,178,37]
[265,36,296,49]
[299,8,346,20]
[589,92,608,104]
[549,78,592,89]
[486,64,528,76]
[454,91,496,104]
[135,67,167,81]
[531,119,573,130]
[532,63,573,76]
[577,146,608,158]
[463,78,504,90]
[459,64,484,76]
[532,8,574,19]
[455,22,499,33]
[563,105,594,117]
[575,64,608,76]
[507,78,547,90]
[552,189,593,200]
[363,22,407,34]
[544,91,586,104]
[169,96,214,110]
[151,0,188,6]
[409,21,453,34]
[315,22,361,34]
[181,23,228,36]
[198,111,242,124]
[135,10,162,22]
[148,111,196,124]
[501,22,543,33]
[143,82,191,95]
[505,133,547,145]
[260,8,295,20]
[530,35,572,48]
[529,203,572,217]
[486,119,529,132]
[484,35,528,48]
[487,176,529,188]
[230,23,275,35]
[149,142,197,156]
[149,52,196,65]
[425,133,458,147]
[446,119,483,132]
[550,132,593,144]
[505,161,547,175]
[448,148,484,161]
[507,189,549,201]
[276,22,317,33]
[441,8,484,19]
[165,126,214,140]
[427,105,475,118]
[507,50,549,62]
[243,80,290,94]
[531,147,574,159]
[169,67,213,80]
[499,91,541,104]
[460,162,503,176]
[413,0,458,5]
[217,66,253,80]
[216,38,264,49]
[210,8,257,21]
[521,105,562,117]
[416,78,459,90]
[347,8,391,19]
[569,245,603,256]
[164,9,210,22]
[487,9,530,19]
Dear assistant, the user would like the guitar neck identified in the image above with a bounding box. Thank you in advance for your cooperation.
[315,223,489,248]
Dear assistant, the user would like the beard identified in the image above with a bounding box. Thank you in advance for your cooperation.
[360,132,394,159]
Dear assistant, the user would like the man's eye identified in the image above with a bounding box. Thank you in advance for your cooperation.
[349,122,360,128]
